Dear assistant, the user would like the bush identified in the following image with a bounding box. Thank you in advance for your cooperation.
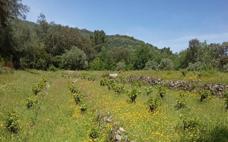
[80,104,87,112]
[0,57,3,73]
[69,84,80,94]
[112,84,125,94]
[180,69,187,77]
[5,112,20,134]
[89,128,99,140]
[159,58,174,70]
[145,87,153,96]
[147,96,161,112]
[158,86,166,98]
[116,61,126,71]
[100,79,108,86]
[128,88,139,103]
[48,64,57,71]
[177,116,203,142]
[26,96,38,109]
[144,60,158,70]
[224,92,228,110]
[89,57,105,70]
[32,78,47,95]
[199,90,210,102]
[223,64,228,72]
[175,93,186,110]
[182,118,199,130]
[187,61,207,71]
[32,85,41,95]
[73,94,81,105]
[0,65,3,74]
[61,46,88,70]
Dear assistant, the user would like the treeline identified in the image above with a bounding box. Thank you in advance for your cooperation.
[0,0,228,71]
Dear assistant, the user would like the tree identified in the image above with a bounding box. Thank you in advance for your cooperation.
[61,46,88,70]
[36,13,49,41]
[181,39,201,68]
[133,46,152,69]
[93,30,106,45]
[91,30,106,52]
[116,61,126,71]
[144,60,158,70]
[89,57,105,70]
[0,0,28,27]
[159,58,174,70]
[11,20,50,69]
[0,0,28,67]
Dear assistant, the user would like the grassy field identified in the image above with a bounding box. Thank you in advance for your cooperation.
[0,70,228,142]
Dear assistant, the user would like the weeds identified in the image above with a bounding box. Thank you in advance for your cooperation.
[128,87,139,103]
[26,96,38,109]
[175,93,186,110]
[80,104,87,112]
[89,128,100,140]
[147,96,161,112]
[199,90,210,102]
[5,112,20,134]
[158,86,166,98]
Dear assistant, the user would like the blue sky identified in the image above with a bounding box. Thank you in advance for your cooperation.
[23,0,228,52]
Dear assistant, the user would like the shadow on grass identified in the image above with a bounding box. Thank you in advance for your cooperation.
[206,126,228,142]
[24,69,40,75]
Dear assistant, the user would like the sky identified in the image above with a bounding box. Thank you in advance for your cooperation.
[23,0,228,52]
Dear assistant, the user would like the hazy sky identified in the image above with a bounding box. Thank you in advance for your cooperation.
[23,0,228,52]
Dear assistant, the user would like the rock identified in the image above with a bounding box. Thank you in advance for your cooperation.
[119,127,125,133]
[115,134,122,142]
[103,116,112,123]
[204,83,226,96]
[109,73,118,78]
[127,75,227,97]
[72,79,78,84]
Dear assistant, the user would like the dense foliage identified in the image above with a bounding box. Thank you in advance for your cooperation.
[0,1,227,71]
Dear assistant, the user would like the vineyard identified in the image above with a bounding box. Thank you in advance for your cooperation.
[0,70,228,142]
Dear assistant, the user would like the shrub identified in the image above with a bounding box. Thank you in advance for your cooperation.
[177,116,203,142]
[175,93,186,110]
[73,94,81,105]
[159,58,174,70]
[106,80,115,90]
[48,64,57,71]
[223,64,228,72]
[113,84,124,94]
[187,61,207,71]
[225,98,228,110]
[145,87,153,96]
[158,86,166,98]
[32,85,41,95]
[128,88,139,103]
[147,96,161,112]
[32,78,47,95]
[26,97,38,109]
[100,79,108,86]
[69,84,80,94]
[61,46,88,70]
[0,57,3,73]
[116,61,126,71]
[180,69,187,77]
[224,92,228,110]
[199,90,210,102]
[5,112,20,134]
[80,104,87,112]
[182,118,199,130]
[89,128,99,140]
[89,57,105,70]
[144,60,158,70]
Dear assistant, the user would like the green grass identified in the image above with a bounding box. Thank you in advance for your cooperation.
[0,70,228,142]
